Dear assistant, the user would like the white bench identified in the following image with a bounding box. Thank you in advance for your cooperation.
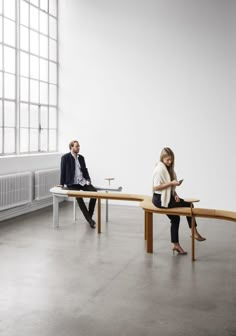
[50,185,122,226]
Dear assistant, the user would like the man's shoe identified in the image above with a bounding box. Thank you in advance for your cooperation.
[88,218,96,229]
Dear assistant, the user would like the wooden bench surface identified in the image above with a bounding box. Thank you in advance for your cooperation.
[140,198,236,222]
[50,187,236,222]
[67,190,146,202]
[50,187,145,202]
[140,197,192,216]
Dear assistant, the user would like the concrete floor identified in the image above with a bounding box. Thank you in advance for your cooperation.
[0,202,236,336]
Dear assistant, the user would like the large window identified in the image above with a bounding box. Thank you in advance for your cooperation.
[0,0,58,155]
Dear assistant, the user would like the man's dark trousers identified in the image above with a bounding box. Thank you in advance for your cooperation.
[68,184,97,222]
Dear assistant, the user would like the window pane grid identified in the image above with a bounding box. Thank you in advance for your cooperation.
[0,0,17,154]
[0,0,58,155]
[21,0,58,19]
[19,50,57,65]
[19,23,57,41]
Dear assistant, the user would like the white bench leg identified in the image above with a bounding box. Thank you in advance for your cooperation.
[73,198,77,221]
[53,195,59,229]
[106,199,108,222]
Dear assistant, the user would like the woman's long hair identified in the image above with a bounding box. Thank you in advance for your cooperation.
[160,147,176,180]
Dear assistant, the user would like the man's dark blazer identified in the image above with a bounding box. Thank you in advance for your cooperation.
[60,152,91,186]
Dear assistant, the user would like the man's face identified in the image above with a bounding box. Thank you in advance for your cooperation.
[72,142,80,154]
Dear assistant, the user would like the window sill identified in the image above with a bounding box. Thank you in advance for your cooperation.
[0,152,62,159]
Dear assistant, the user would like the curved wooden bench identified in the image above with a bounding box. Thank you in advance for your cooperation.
[50,187,236,261]
[140,197,236,261]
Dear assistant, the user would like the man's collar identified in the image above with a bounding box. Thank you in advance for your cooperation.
[71,150,79,158]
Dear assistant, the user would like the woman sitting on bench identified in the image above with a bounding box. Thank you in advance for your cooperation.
[152,147,206,255]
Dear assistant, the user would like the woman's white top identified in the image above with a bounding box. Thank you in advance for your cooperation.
[152,161,176,207]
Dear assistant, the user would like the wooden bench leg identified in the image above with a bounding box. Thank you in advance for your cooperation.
[191,215,196,261]
[97,198,101,234]
[144,211,149,240]
[146,211,153,253]
[191,203,196,261]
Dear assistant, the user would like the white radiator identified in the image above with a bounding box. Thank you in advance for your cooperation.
[35,168,60,200]
[0,172,33,211]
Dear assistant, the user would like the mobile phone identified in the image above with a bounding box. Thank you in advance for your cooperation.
[178,179,184,184]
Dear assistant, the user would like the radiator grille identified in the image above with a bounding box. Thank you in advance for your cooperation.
[0,172,33,211]
[35,168,60,200]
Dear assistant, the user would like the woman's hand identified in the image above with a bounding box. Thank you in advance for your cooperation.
[154,179,181,192]
[171,180,181,186]
[175,194,180,202]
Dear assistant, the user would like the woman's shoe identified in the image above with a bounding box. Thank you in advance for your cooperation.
[172,247,187,255]
[190,235,206,241]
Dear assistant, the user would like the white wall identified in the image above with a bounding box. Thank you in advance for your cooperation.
[59,0,236,210]
[0,153,61,175]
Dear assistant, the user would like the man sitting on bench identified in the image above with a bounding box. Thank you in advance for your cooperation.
[60,140,97,228]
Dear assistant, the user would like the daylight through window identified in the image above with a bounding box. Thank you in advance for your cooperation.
[0,0,58,155]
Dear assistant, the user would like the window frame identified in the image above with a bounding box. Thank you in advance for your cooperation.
[0,0,58,156]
